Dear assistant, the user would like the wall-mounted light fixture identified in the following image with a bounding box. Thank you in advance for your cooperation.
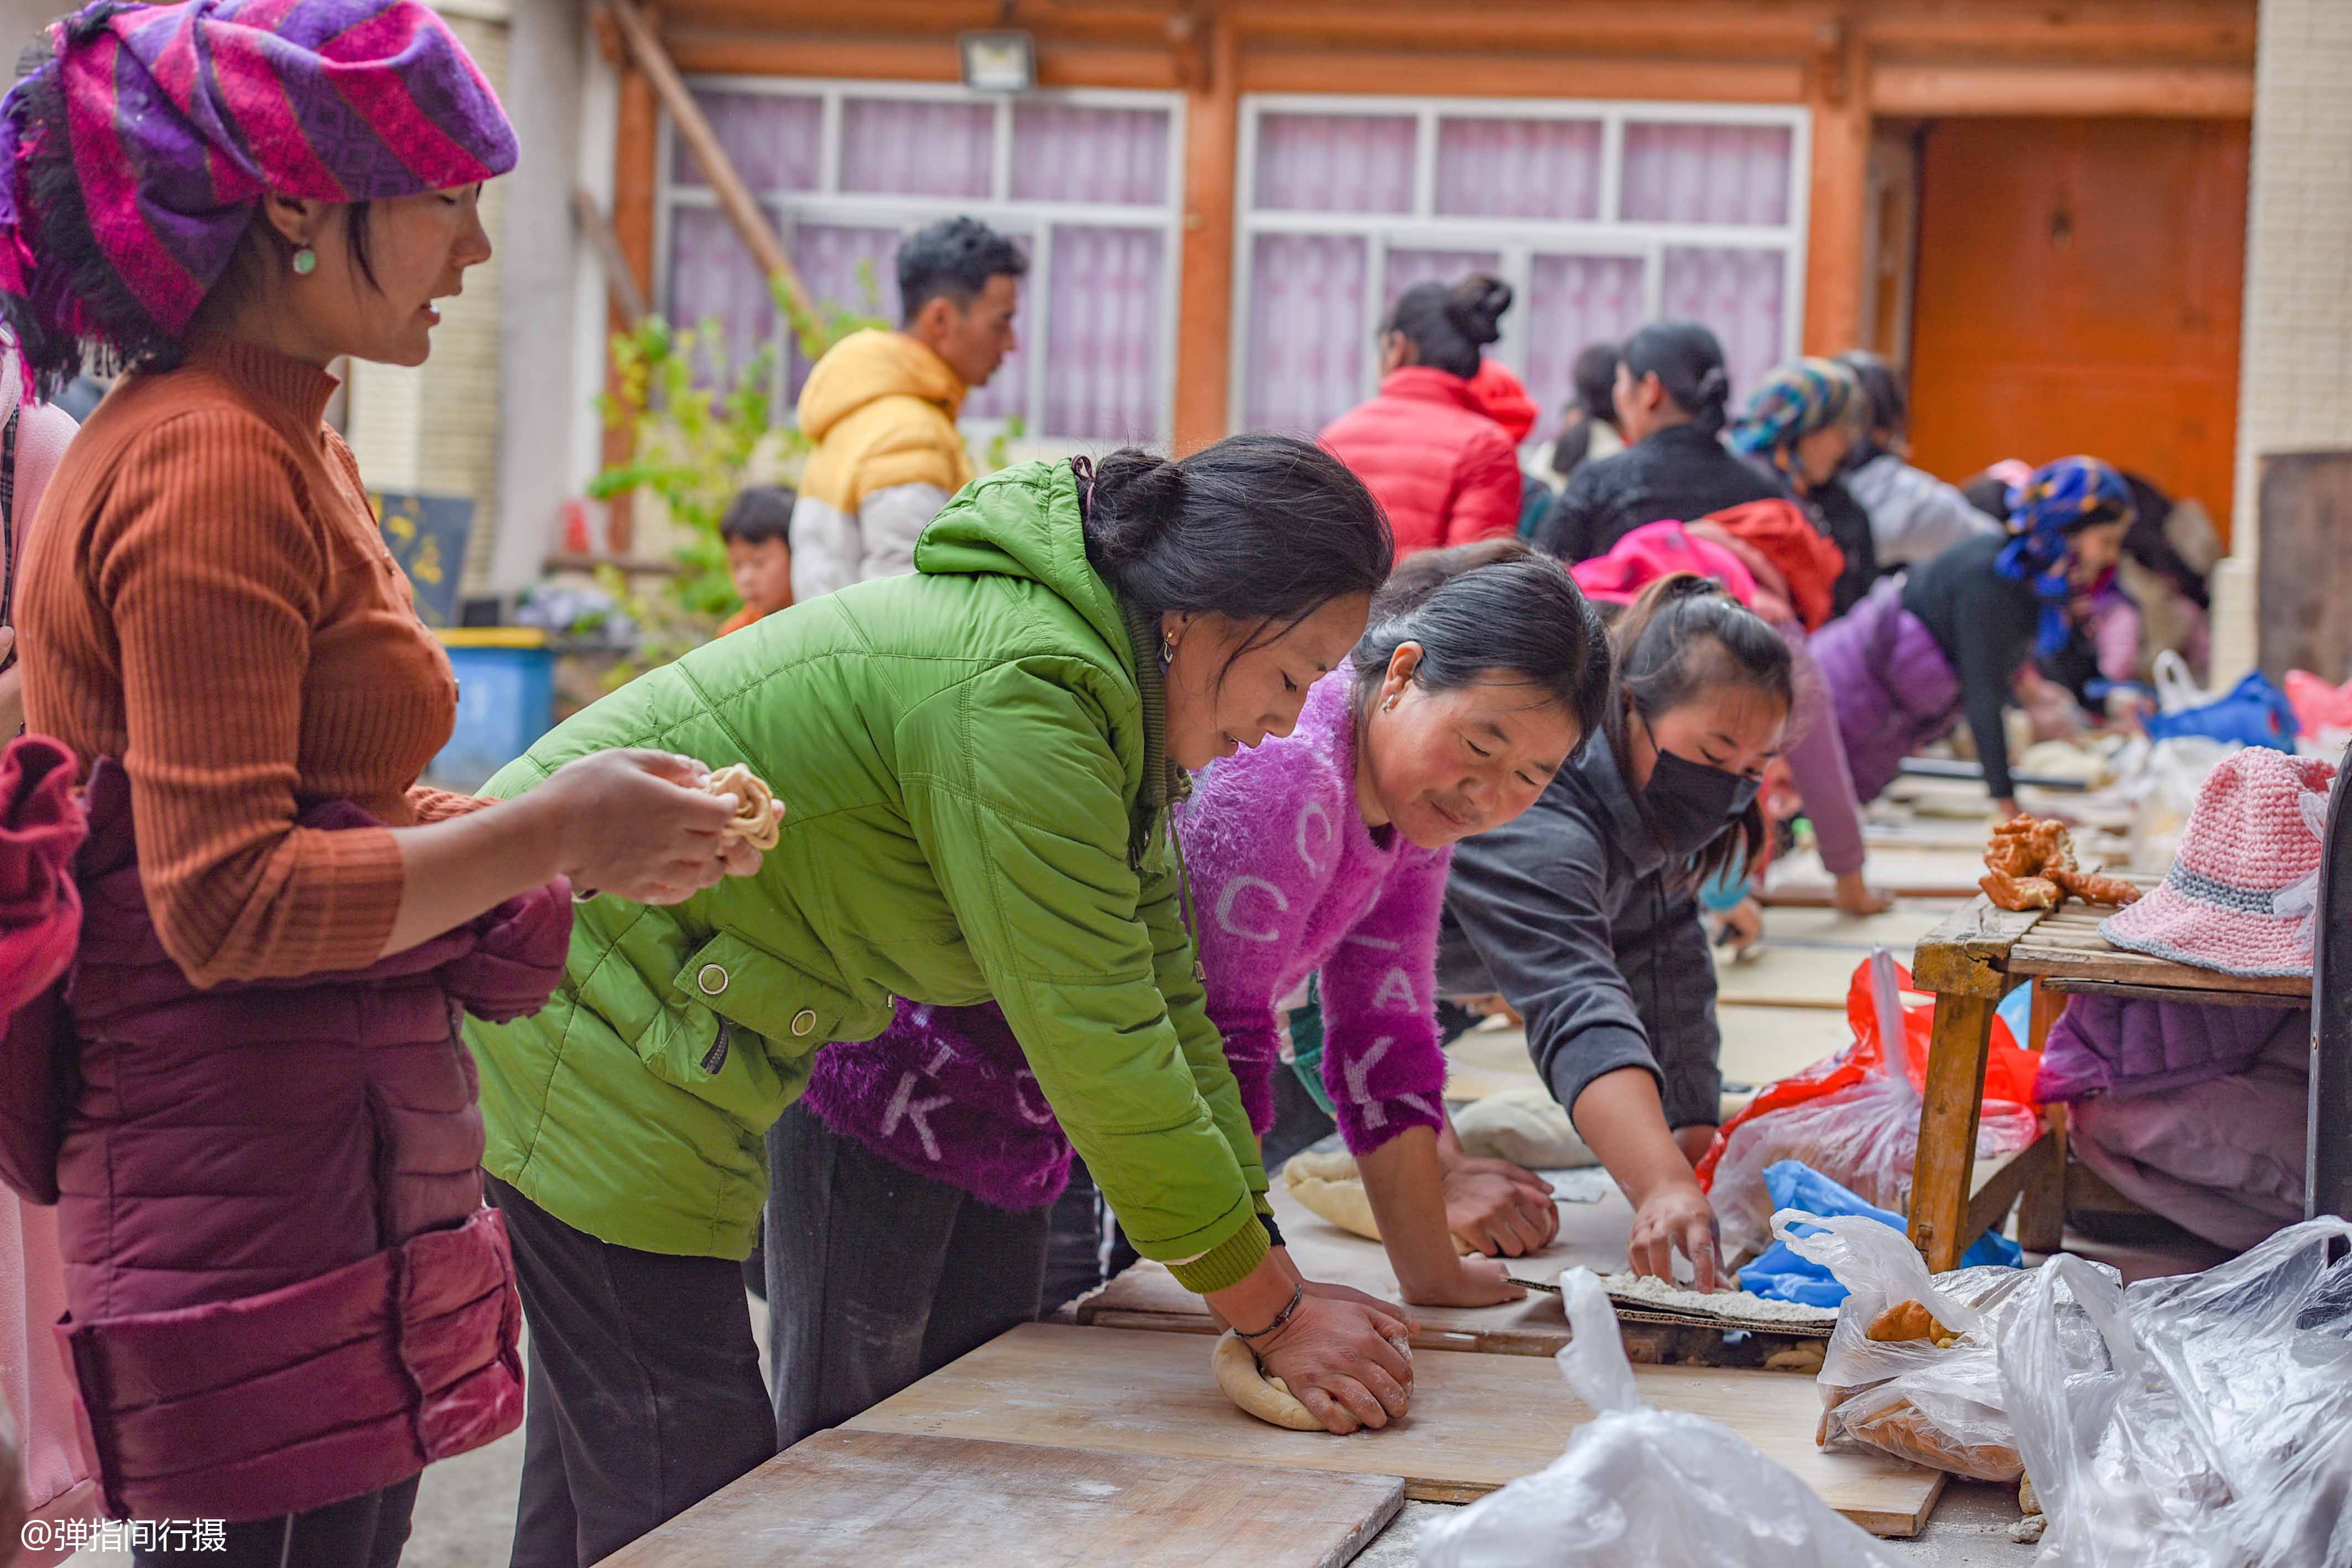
[959,30,1035,93]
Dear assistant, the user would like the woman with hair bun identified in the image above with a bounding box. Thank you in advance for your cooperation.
[1532,320,1787,564]
[468,434,1408,1557]
[1320,275,1524,559]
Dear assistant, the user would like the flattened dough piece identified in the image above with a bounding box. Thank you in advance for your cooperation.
[1211,1330,1321,1431]
[1283,1150,1476,1254]
[1451,1086,1597,1169]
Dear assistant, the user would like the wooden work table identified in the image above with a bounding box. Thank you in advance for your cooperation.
[1906,882,2309,1270]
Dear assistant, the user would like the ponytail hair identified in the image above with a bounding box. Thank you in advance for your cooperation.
[1350,539,1613,751]
[1384,275,1511,380]
[1605,573,1794,886]
[1082,434,1393,664]
[1620,320,1733,437]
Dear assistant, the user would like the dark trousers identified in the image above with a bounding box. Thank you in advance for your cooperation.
[131,1478,418,1568]
[764,1103,1050,1449]
[489,1177,776,1568]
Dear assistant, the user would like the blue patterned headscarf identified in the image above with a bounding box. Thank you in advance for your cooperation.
[1727,357,1861,482]
[2000,456,2135,657]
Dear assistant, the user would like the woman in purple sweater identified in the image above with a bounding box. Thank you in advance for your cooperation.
[773,544,1612,1447]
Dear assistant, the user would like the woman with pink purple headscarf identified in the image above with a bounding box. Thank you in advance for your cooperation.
[0,4,773,1562]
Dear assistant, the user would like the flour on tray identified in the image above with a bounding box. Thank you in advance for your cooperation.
[1598,1271,1839,1326]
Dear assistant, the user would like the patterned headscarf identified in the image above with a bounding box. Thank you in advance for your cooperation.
[0,0,516,355]
[1727,357,1862,478]
[2000,455,2136,657]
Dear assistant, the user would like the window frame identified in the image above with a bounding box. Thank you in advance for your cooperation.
[1230,92,1814,431]
[656,76,1189,447]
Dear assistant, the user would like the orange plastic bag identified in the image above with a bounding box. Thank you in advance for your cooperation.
[1698,956,2042,1263]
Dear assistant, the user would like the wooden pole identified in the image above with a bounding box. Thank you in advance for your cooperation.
[1801,20,1870,356]
[599,0,820,331]
[572,187,649,327]
[1172,8,1238,451]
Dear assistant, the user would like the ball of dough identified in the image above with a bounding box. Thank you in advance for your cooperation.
[1451,1087,1596,1169]
[1282,1152,1476,1254]
[1211,1330,1321,1431]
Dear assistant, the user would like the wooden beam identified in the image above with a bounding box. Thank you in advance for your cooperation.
[1802,21,1871,356]
[1172,10,1236,451]
[601,0,819,329]
[1236,48,1803,103]
[1909,991,1996,1272]
[1871,61,2252,118]
[662,29,1180,89]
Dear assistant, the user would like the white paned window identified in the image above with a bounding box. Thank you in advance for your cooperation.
[659,80,1183,446]
[1236,96,1809,437]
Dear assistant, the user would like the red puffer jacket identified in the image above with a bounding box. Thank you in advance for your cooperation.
[50,759,569,1524]
[1319,367,1522,559]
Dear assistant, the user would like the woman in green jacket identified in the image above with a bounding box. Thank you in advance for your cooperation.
[470,436,1406,1565]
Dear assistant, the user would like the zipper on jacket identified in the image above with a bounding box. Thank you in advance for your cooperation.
[701,1018,733,1075]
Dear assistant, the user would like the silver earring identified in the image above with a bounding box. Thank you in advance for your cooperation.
[291,246,318,277]
[1383,694,1399,711]
[1158,632,1176,674]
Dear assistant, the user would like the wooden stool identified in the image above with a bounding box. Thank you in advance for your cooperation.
[1906,881,2308,1270]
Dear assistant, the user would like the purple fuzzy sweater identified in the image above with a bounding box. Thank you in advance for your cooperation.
[800,674,1451,1210]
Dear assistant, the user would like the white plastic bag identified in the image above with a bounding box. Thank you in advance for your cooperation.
[2113,733,2240,874]
[1996,1217,2352,1568]
[1417,1268,1898,1568]
[1773,1210,2038,1481]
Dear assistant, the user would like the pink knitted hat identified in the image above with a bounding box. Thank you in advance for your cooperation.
[2100,747,2338,977]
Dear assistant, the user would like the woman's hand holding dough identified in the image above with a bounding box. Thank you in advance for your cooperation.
[1250,1286,1417,1435]
[1440,1159,1559,1257]
[1627,1178,1723,1293]
[537,750,772,903]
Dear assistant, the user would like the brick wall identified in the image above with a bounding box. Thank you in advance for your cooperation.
[2214,0,2352,680]
[344,3,512,601]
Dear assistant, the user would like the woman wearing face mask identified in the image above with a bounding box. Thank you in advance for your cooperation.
[1809,456,2134,819]
[772,544,1612,1447]
[467,437,1407,1561]
[1729,357,1877,618]
[1442,576,1794,1290]
[1531,320,1785,565]
[1318,276,1522,559]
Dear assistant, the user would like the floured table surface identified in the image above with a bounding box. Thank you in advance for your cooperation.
[597,1429,1404,1568]
[848,1324,1945,1536]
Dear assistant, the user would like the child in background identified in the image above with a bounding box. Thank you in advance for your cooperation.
[716,483,796,636]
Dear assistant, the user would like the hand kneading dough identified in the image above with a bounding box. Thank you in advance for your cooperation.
[1451,1087,1596,1169]
[1211,1330,1322,1430]
[1283,1150,1476,1254]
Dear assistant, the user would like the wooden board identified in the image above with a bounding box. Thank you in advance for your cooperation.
[2257,450,2352,687]
[598,1429,1404,1568]
[1753,903,1955,952]
[2008,900,2311,999]
[1081,1157,1632,1356]
[1713,941,1862,1009]
[1718,1004,1851,1086]
[1762,844,1992,904]
[848,1324,1946,1538]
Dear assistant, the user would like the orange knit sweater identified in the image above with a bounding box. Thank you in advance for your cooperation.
[20,339,467,987]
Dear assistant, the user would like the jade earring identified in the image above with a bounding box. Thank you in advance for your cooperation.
[291,246,318,277]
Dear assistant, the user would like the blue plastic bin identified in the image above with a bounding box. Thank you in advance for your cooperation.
[429,628,556,791]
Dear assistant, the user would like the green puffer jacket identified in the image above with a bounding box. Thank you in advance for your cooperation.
[466,461,1271,1293]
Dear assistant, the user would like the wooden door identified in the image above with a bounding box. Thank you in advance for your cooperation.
[1907,117,2249,543]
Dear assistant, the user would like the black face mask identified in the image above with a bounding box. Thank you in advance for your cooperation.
[1641,746,1760,861]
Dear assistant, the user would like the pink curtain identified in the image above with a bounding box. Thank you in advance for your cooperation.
[675,91,821,191]
[1244,232,1367,433]
[1383,248,1502,309]
[1435,117,1602,221]
[785,223,903,398]
[1620,123,1794,226]
[1043,225,1164,442]
[1012,105,1170,206]
[840,98,994,199]
[1253,114,1416,214]
[666,204,778,386]
[1522,253,1647,428]
[1660,246,1787,404]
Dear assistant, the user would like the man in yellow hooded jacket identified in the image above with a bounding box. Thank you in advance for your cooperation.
[789,216,1025,601]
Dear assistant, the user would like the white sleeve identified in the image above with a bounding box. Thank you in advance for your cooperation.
[857,482,953,582]
[1848,456,2000,568]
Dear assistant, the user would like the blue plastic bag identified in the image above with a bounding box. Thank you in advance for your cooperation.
[1738,1161,2021,1306]
[2142,670,2300,752]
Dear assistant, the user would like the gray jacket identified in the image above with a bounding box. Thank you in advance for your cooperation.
[1438,731,1723,1131]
